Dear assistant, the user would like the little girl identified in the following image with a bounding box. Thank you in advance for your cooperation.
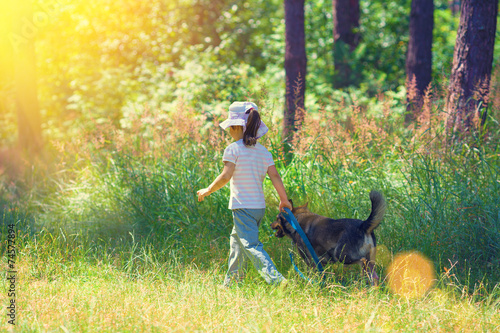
[197,101,291,286]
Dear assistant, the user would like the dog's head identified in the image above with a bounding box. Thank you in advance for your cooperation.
[270,213,290,238]
[270,200,298,238]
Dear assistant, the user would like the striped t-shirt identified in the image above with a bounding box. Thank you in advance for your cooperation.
[222,140,275,209]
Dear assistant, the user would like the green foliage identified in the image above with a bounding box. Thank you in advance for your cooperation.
[432,6,459,82]
[0,0,491,145]
[356,0,411,93]
[304,0,334,89]
[387,149,500,282]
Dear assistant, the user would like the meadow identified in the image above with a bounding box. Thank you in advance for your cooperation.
[1,88,500,331]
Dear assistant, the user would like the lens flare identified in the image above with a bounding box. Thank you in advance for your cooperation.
[387,251,435,298]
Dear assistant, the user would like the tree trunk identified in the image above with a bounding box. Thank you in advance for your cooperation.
[284,0,306,157]
[405,0,434,124]
[332,0,360,88]
[13,0,43,152]
[446,0,498,137]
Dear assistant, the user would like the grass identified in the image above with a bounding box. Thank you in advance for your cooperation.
[2,218,500,332]
[2,237,500,331]
[1,89,500,331]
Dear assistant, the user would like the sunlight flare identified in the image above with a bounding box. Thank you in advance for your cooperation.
[387,251,435,298]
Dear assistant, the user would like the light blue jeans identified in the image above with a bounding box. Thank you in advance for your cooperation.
[224,209,285,286]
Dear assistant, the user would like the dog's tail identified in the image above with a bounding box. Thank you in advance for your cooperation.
[360,191,386,234]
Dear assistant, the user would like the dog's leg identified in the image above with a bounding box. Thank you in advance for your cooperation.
[361,247,379,286]
[292,237,315,267]
[298,246,314,267]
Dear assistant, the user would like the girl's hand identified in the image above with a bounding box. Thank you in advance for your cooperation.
[197,162,234,202]
[197,188,211,202]
[279,200,292,213]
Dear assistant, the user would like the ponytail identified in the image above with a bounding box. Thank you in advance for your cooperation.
[243,108,261,146]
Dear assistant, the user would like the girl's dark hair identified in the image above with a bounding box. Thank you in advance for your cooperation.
[243,108,261,147]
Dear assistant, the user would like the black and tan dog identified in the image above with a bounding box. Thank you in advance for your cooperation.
[271,191,386,285]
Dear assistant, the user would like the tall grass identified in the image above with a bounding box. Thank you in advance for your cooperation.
[1,87,500,330]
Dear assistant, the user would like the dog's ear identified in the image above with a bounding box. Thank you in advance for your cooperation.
[289,199,294,208]
[295,202,308,208]
[294,202,309,213]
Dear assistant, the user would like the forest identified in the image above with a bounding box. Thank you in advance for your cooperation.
[1,0,500,331]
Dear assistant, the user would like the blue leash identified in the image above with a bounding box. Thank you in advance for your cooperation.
[282,208,325,283]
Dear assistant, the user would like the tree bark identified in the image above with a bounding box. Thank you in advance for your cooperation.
[405,0,434,123]
[284,0,306,155]
[13,0,43,152]
[446,0,498,136]
[332,0,360,88]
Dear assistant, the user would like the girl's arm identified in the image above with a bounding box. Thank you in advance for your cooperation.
[197,161,235,201]
[267,165,292,212]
